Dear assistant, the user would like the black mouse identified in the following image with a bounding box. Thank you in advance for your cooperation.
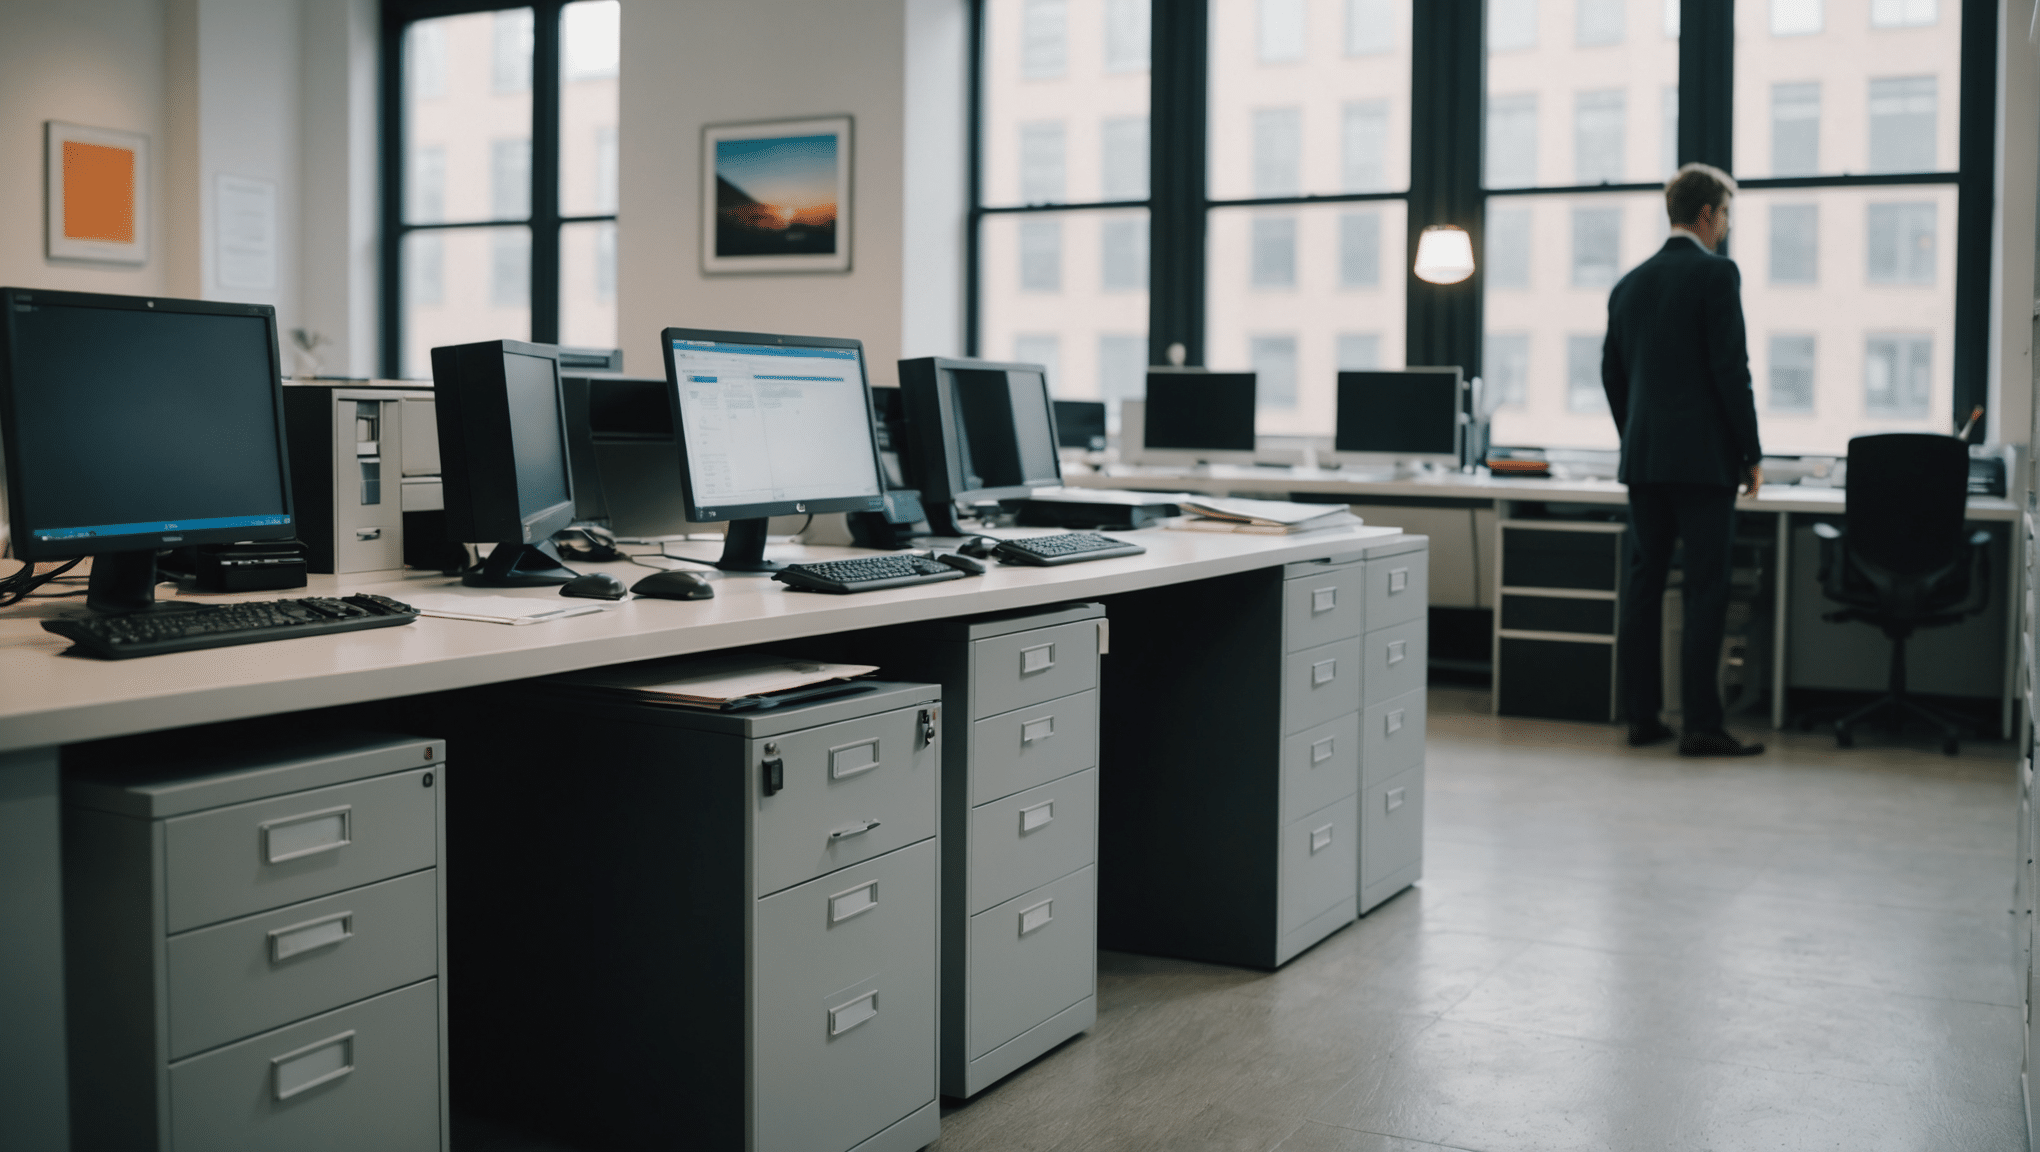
[630,570,715,600]
[925,551,986,575]
[958,535,999,559]
[561,572,627,600]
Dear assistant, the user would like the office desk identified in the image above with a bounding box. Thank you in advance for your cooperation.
[0,523,1419,1151]
[1066,466,2023,733]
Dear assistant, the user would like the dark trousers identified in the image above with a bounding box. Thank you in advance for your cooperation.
[1620,482,1738,733]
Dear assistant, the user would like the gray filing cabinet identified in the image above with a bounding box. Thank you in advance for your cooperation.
[791,603,1103,1098]
[447,679,943,1152]
[1096,536,1428,968]
[61,729,448,1152]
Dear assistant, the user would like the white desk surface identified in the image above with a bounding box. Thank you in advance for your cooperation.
[1064,466,2022,520]
[0,525,1419,755]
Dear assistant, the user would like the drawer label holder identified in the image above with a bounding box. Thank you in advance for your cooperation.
[1019,898,1054,936]
[260,805,352,864]
[269,911,354,963]
[272,1030,354,1100]
[1019,800,1054,834]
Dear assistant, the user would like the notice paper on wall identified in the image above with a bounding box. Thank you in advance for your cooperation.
[214,174,277,291]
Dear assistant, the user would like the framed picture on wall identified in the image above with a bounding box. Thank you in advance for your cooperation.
[701,116,852,274]
[46,121,149,266]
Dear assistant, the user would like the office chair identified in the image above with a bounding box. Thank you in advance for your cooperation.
[1796,433,1991,755]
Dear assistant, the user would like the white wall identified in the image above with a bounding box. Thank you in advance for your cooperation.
[1992,0,2039,450]
[297,0,380,377]
[901,0,971,361]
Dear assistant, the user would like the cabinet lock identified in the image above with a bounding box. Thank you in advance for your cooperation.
[918,708,937,748]
[761,756,784,796]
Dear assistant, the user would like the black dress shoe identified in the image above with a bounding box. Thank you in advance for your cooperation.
[1627,720,1676,747]
[1679,731,1765,757]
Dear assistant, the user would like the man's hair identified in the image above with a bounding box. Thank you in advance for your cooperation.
[1664,162,1737,227]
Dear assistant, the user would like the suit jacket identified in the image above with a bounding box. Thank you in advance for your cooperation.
[1601,236,1762,488]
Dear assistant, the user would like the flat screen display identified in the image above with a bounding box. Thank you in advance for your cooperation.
[949,367,1060,494]
[1054,399,1106,449]
[1143,372,1257,452]
[668,337,883,511]
[1335,370,1461,456]
[3,300,290,550]
[504,348,573,518]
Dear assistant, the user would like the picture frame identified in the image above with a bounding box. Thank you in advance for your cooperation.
[701,116,852,274]
[46,121,149,266]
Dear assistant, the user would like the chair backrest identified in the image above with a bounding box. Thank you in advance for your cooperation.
[1844,433,1969,576]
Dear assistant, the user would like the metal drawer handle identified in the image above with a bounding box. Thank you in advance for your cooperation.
[1019,898,1054,936]
[829,881,878,923]
[829,989,878,1035]
[829,738,880,780]
[829,818,882,842]
[1389,567,1409,592]
[1386,787,1407,812]
[1310,823,1334,854]
[1312,586,1337,613]
[261,805,352,864]
[1386,640,1407,666]
[1311,736,1335,764]
[272,1030,354,1100]
[1020,800,1054,834]
[1386,709,1404,735]
[269,911,353,963]
[1312,658,1337,685]
[1021,643,1056,675]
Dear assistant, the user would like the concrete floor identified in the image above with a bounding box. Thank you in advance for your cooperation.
[929,689,2029,1152]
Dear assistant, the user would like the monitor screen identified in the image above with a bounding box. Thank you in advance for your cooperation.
[1335,369,1461,457]
[666,335,884,516]
[505,348,573,518]
[1144,372,1256,452]
[1,293,291,557]
[948,367,1060,493]
[1054,399,1107,449]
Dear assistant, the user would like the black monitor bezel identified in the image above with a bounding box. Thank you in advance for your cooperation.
[0,286,296,562]
[1052,399,1107,449]
[659,327,888,522]
[898,356,1065,507]
[1333,366,1465,461]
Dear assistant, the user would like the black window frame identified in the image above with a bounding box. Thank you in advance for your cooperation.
[965,0,1997,441]
[380,0,618,377]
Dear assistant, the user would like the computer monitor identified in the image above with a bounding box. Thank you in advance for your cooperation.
[1054,400,1107,451]
[431,339,579,586]
[897,356,1063,536]
[1331,367,1464,470]
[0,287,295,613]
[662,327,887,571]
[1132,370,1258,466]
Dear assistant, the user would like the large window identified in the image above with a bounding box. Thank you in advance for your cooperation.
[968,0,1992,454]
[383,1,619,378]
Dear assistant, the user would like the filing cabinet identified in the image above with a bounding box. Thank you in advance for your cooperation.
[793,604,1104,1098]
[448,679,943,1152]
[1097,535,1428,968]
[61,728,447,1152]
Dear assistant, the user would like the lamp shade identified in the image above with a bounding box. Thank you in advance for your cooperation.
[1413,224,1475,284]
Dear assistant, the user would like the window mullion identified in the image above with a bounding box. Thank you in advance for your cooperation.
[1406,0,1484,376]
[529,0,563,344]
[1677,0,1733,171]
[1149,0,1207,367]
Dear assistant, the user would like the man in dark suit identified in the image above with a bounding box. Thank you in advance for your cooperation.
[1602,162,1764,757]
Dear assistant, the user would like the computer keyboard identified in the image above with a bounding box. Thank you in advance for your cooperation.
[773,555,970,594]
[43,594,420,659]
[990,533,1147,566]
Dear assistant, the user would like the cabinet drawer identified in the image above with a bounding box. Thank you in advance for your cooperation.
[1283,563,1366,651]
[1281,713,1360,826]
[1280,794,1358,937]
[1362,618,1427,708]
[968,768,1097,915]
[167,870,438,1060]
[168,978,441,1152]
[1282,637,1363,735]
[967,865,1096,1062]
[1366,551,1426,629]
[971,620,1099,718]
[164,769,438,934]
[752,840,937,1152]
[1361,688,1426,787]
[1363,764,1425,889]
[751,704,939,898]
[969,690,1098,807]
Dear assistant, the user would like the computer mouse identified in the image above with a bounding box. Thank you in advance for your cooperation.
[958,535,999,559]
[560,571,628,600]
[926,551,986,575]
[630,570,716,600]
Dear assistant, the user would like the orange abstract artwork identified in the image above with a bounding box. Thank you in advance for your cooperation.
[62,141,136,244]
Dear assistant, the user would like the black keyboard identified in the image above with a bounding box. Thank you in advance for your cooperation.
[773,555,969,594]
[991,533,1147,567]
[43,594,419,659]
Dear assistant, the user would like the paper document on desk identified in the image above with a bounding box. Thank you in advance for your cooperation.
[400,591,614,625]
[1172,511,1365,535]
[550,652,879,706]
[1174,497,1362,531]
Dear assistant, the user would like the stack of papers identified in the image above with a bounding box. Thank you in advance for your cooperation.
[399,591,616,625]
[548,653,880,710]
[1171,497,1364,535]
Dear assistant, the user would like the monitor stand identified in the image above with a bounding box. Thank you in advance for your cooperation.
[85,550,200,615]
[712,518,785,574]
[465,540,578,587]
[923,502,969,538]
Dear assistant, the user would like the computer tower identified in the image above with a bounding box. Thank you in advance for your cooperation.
[281,383,447,574]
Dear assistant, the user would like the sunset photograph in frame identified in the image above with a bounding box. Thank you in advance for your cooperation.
[702,116,851,274]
